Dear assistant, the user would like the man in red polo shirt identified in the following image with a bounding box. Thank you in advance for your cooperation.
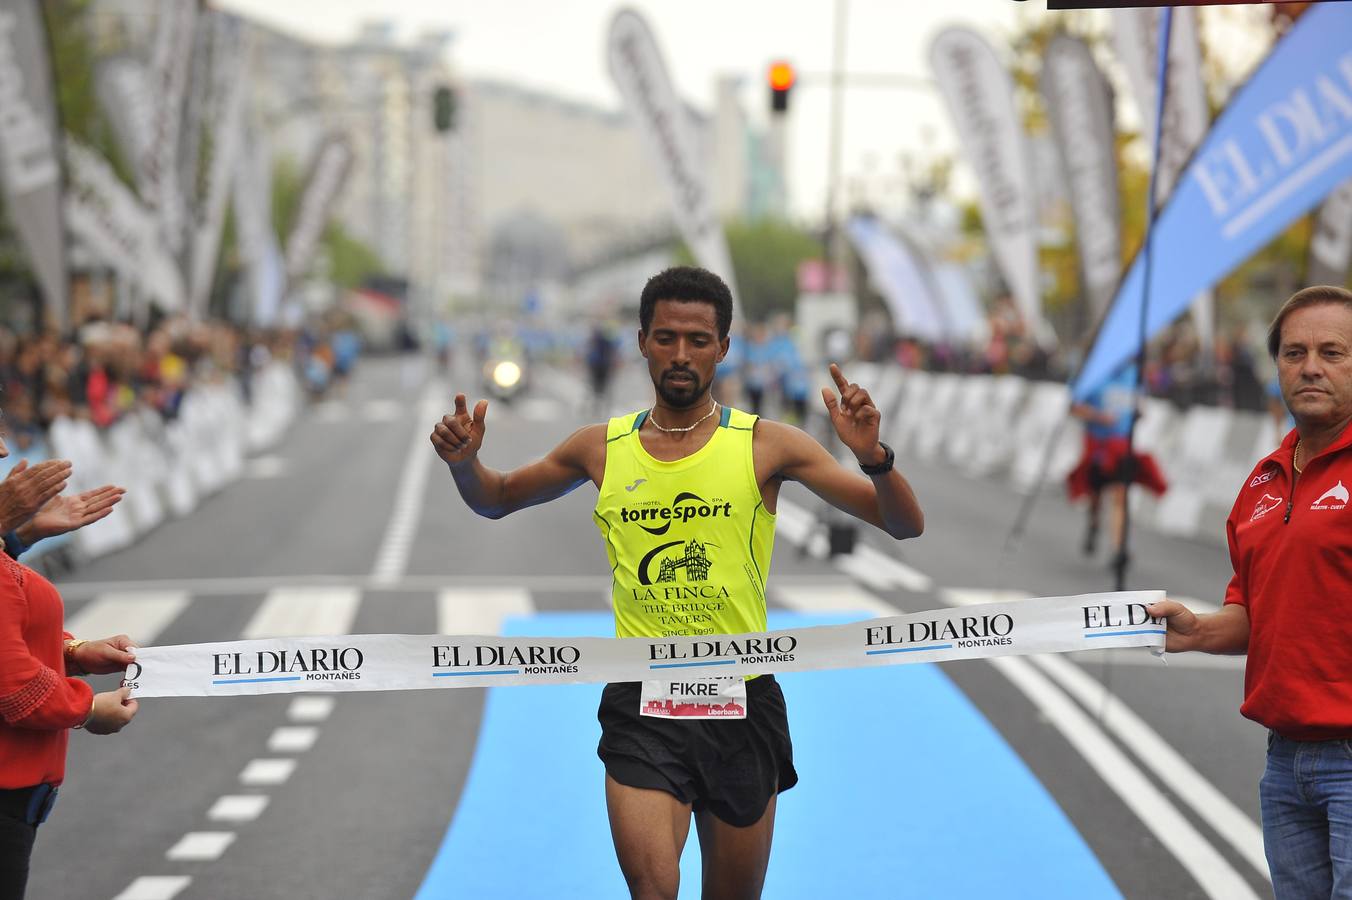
[1150,285,1352,898]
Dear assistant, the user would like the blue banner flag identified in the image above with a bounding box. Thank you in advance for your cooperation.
[1073,3,1352,400]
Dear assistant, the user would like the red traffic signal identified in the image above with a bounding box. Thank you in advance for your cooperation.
[768,61,795,114]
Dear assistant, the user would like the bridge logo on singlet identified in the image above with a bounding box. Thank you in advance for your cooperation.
[619,492,733,535]
[637,538,719,585]
[1251,494,1284,521]
[1312,481,1349,510]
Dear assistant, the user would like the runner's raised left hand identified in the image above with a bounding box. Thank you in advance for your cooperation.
[821,363,884,465]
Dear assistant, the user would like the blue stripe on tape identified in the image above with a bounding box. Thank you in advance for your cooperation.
[866,643,953,655]
[1083,629,1166,638]
[416,610,1120,899]
[212,676,303,684]
[432,669,520,677]
[648,659,737,669]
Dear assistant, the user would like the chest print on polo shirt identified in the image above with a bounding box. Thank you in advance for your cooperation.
[1251,494,1284,521]
[1311,481,1350,511]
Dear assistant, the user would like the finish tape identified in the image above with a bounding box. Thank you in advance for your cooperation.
[123,590,1166,698]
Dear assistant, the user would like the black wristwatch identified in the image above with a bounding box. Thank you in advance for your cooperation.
[858,442,895,476]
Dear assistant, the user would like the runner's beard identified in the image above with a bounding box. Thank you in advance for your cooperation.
[655,369,707,408]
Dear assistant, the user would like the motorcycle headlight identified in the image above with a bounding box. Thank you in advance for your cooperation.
[491,360,522,388]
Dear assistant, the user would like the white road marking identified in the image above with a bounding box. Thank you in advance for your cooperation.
[166,831,236,861]
[112,876,192,900]
[288,696,336,722]
[245,455,288,479]
[773,498,814,546]
[852,583,1262,896]
[844,543,933,592]
[943,587,1032,607]
[239,759,297,786]
[773,582,896,617]
[64,591,189,646]
[438,587,534,636]
[52,573,621,599]
[207,795,270,823]
[242,586,360,639]
[371,384,443,586]
[1074,648,1245,670]
[992,655,1260,899]
[1030,652,1269,879]
[268,726,319,753]
[362,399,403,421]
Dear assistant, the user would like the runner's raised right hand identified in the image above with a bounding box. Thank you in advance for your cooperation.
[431,393,488,467]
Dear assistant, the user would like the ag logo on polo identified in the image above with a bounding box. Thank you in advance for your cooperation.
[1311,480,1349,510]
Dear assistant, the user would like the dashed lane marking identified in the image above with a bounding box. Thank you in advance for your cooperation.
[207,795,270,823]
[111,876,192,900]
[165,832,236,862]
[288,696,336,722]
[239,759,297,787]
[268,726,320,753]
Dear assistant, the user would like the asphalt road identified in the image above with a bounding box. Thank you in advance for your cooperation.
[26,354,1269,900]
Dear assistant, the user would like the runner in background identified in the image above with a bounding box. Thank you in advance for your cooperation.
[1066,363,1168,563]
[431,266,923,900]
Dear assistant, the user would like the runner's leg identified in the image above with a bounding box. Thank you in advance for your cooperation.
[606,774,692,900]
[694,795,777,900]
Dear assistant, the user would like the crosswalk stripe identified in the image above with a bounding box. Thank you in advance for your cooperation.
[842,544,933,592]
[242,586,360,639]
[773,582,896,618]
[65,591,190,646]
[437,587,534,636]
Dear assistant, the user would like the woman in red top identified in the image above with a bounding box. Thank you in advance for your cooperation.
[0,429,139,898]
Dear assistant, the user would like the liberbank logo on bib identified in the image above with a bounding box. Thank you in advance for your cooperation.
[431,642,582,677]
[212,647,365,684]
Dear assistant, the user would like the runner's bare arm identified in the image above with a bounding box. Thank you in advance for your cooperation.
[431,394,604,518]
[759,419,923,539]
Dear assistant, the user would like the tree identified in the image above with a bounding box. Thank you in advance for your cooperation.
[675,220,820,323]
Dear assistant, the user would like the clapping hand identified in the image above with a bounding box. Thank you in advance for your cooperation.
[26,485,125,541]
[0,459,70,532]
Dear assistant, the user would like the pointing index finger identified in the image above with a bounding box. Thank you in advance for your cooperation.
[453,393,468,417]
[829,363,849,391]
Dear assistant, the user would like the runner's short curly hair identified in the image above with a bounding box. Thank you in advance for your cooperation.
[639,267,733,340]
[1267,285,1352,358]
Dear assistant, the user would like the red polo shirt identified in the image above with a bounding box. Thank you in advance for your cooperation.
[1226,421,1352,740]
[0,554,94,788]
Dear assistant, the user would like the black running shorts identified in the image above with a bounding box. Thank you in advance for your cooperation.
[597,675,798,827]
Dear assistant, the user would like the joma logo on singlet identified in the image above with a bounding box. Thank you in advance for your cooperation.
[619,492,733,535]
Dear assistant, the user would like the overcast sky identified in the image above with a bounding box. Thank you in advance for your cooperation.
[216,0,1274,222]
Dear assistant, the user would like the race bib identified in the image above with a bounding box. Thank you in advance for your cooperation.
[640,677,747,720]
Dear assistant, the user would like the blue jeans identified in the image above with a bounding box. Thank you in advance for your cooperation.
[1262,732,1352,898]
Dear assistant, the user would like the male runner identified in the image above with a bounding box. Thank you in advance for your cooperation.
[430,266,923,900]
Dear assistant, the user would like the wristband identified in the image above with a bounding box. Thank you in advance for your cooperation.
[858,442,895,476]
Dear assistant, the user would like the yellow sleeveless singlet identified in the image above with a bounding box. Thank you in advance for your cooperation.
[593,406,776,640]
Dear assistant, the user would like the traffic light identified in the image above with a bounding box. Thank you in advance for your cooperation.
[768,61,795,114]
[433,85,457,132]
